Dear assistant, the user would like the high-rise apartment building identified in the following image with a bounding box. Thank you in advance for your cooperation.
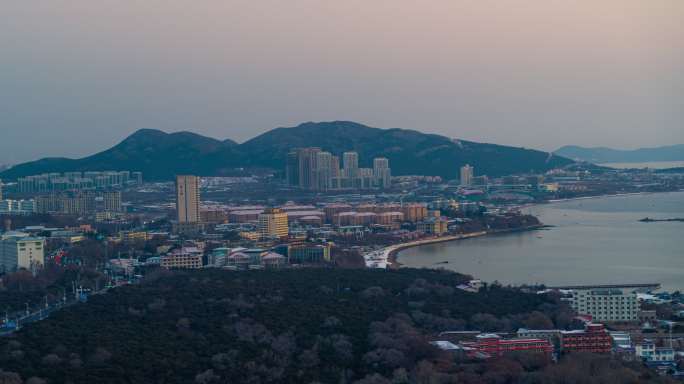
[35,191,95,215]
[373,157,392,188]
[298,148,321,190]
[286,148,391,191]
[176,175,200,223]
[132,171,143,185]
[286,150,300,186]
[258,208,289,240]
[331,156,341,178]
[460,164,474,186]
[34,190,125,216]
[343,152,359,178]
[18,171,141,193]
[102,191,122,213]
[315,151,333,191]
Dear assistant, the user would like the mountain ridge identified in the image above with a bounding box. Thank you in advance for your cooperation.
[554,144,684,163]
[1,121,573,181]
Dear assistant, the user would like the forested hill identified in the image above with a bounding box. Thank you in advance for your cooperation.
[0,268,670,384]
[1,121,573,180]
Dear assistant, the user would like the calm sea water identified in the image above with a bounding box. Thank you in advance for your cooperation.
[399,191,684,291]
[598,161,684,169]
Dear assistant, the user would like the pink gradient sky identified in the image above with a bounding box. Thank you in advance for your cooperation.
[1,0,682,163]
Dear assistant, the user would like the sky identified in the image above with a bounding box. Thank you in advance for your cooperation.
[1,0,683,164]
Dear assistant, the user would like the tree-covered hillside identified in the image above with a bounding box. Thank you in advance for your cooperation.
[0,268,671,384]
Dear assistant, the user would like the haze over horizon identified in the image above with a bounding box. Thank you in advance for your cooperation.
[2,0,683,164]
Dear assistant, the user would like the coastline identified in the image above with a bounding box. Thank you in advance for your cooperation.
[546,191,654,203]
[366,190,684,271]
[385,231,487,268]
[543,189,683,204]
[380,225,544,269]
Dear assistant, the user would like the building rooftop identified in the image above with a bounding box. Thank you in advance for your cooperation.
[229,210,264,215]
[431,341,461,351]
[517,328,561,334]
[549,283,661,290]
[476,333,501,340]
[285,210,325,217]
[17,237,45,242]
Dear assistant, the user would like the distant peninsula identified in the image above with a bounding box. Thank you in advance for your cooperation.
[639,217,684,223]
[555,144,684,163]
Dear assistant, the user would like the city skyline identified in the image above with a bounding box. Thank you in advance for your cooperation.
[2,1,683,164]
[0,2,682,382]
[287,147,392,191]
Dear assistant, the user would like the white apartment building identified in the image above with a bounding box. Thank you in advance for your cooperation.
[569,287,639,322]
[0,231,45,272]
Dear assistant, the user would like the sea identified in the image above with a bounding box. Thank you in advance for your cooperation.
[598,161,684,169]
[398,191,684,291]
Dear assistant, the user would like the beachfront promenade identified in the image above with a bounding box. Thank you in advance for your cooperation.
[364,231,488,268]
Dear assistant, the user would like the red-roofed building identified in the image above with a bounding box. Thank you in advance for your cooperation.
[464,334,553,357]
[560,323,612,353]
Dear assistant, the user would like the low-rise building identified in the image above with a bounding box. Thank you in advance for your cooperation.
[208,247,232,267]
[160,247,203,269]
[376,211,404,227]
[463,334,553,357]
[560,323,612,354]
[610,331,634,358]
[401,203,428,222]
[200,209,228,224]
[287,243,332,263]
[635,340,675,362]
[417,217,449,235]
[517,329,562,349]
[120,231,148,243]
[239,231,260,241]
[261,252,286,268]
[229,210,263,223]
[226,252,251,269]
[638,310,657,323]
